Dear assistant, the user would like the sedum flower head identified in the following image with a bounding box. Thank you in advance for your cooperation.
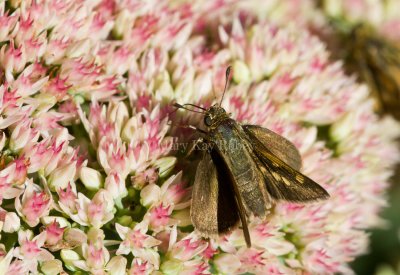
[0,0,398,274]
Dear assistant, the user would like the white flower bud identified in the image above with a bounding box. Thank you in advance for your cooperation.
[48,162,77,191]
[80,166,103,191]
[41,259,63,275]
[106,256,127,275]
[60,249,81,271]
[107,101,129,135]
[3,212,20,233]
[233,60,251,84]
[113,10,134,38]
[161,259,183,275]
[140,183,161,207]
[154,157,177,178]
[330,113,354,142]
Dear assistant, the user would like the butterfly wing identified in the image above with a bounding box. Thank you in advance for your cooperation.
[190,148,241,239]
[244,127,329,202]
[348,25,400,119]
[242,125,302,170]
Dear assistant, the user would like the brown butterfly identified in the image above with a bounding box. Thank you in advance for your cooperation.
[345,24,400,119]
[174,67,329,247]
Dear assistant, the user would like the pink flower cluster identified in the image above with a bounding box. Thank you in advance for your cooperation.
[0,0,398,274]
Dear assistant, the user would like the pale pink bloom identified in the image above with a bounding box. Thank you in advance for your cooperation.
[13,230,54,273]
[160,227,209,274]
[15,181,52,227]
[166,228,208,262]
[22,136,62,174]
[22,32,48,63]
[98,138,129,177]
[43,37,70,64]
[213,253,241,274]
[0,156,29,185]
[57,183,78,214]
[64,189,114,228]
[99,43,137,75]
[88,12,114,41]
[60,57,101,88]
[0,247,14,273]
[33,110,75,136]
[122,105,173,160]
[43,221,87,252]
[0,84,24,118]
[9,117,39,152]
[0,9,18,41]
[116,222,161,268]
[105,172,128,199]
[0,176,23,203]
[235,247,292,274]
[140,172,189,208]
[106,101,130,136]
[129,258,155,275]
[133,167,159,190]
[44,220,65,246]
[14,12,37,43]
[11,63,49,98]
[248,221,296,256]
[74,242,110,274]
[144,203,177,232]
[126,143,151,176]
[0,41,27,81]
[7,259,27,275]
[43,76,71,101]
[72,228,126,275]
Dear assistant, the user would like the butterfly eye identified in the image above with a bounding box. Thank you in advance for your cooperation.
[204,115,212,126]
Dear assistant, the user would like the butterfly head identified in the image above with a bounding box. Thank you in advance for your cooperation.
[203,104,229,128]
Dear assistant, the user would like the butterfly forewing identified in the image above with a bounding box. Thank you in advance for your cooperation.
[190,149,240,238]
[243,125,302,170]
[245,127,329,202]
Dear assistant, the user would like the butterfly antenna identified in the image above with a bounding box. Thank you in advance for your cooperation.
[172,103,205,113]
[219,66,231,106]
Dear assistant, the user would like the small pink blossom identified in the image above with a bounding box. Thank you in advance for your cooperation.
[116,222,161,268]
[9,118,39,152]
[13,230,54,273]
[15,181,52,227]
[0,10,18,41]
[145,203,176,232]
[65,189,114,227]
[129,258,155,275]
[105,172,128,199]
[0,157,29,185]
[44,220,65,246]
[58,183,78,213]
[0,41,27,81]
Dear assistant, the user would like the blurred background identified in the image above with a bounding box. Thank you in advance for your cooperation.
[352,164,400,275]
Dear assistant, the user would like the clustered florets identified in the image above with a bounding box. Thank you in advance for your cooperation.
[0,1,398,274]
